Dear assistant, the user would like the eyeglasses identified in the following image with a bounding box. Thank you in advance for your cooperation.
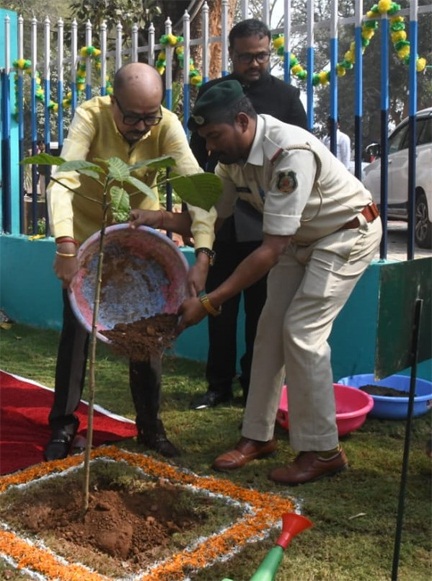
[114,97,163,127]
[233,51,271,65]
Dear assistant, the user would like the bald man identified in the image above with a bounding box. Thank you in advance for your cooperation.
[45,62,216,462]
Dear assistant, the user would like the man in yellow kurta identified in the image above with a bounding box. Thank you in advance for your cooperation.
[46,62,216,461]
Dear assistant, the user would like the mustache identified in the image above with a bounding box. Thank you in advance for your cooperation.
[125,129,149,142]
[128,130,147,137]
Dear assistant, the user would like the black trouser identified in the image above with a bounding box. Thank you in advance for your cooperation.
[205,231,267,398]
[48,289,162,431]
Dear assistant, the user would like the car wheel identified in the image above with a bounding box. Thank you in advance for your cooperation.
[415,192,432,249]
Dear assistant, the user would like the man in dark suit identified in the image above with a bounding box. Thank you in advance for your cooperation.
[189,19,308,409]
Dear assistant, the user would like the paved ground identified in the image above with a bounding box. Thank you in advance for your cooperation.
[377,221,432,262]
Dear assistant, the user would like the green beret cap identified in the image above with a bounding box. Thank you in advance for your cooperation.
[188,80,245,131]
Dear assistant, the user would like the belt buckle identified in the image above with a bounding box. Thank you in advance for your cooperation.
[367,202,380,221]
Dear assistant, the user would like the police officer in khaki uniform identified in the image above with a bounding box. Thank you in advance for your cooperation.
[129,80,382,485]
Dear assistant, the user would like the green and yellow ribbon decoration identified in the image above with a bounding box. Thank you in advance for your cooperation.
[272,1,428,86]
[11,1,429,117]
[12,45,113,118]
[157,34,203,86]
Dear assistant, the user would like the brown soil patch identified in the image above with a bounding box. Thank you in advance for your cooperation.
[101,313,179,361]
[0,460,240,579]
[359,385,410,397]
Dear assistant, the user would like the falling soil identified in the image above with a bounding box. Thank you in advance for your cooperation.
[359,384,411,397]
[101,313,179,361]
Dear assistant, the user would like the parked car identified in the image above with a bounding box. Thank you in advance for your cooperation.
[348,160,369,180]
[362,107,432,248]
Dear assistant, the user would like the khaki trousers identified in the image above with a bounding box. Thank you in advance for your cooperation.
[242,218,382,451]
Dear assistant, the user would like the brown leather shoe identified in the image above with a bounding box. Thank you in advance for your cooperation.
[269,449,348,486]
[212,437,277,472]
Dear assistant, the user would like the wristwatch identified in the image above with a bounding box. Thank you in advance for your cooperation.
[195,247,216,266]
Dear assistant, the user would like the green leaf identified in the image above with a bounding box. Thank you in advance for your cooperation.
[21,153,65,166]
[110,186,132,223]
[124,176,157,201]
[94,157,132,181]
[129,155,176,172]
[55,160,106,176]
[169,172,222,211]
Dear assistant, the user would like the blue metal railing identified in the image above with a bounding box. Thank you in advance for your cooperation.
[1,1,430,259]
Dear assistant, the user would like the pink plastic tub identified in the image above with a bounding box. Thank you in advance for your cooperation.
[277,383,374,437]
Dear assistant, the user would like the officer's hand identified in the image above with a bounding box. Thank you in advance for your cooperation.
[129,209,161,230]
[177,297,207,332]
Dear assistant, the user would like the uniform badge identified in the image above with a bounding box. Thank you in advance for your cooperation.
[276,170,297,194]
[191,115,205,126]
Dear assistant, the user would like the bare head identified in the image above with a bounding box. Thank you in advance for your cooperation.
[111,63,164,143]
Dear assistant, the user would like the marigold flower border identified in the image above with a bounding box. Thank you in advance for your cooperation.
[0,445,296,580]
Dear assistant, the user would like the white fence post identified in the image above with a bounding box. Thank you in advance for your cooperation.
[71,19,78,113]
[100,20,107,95]
[183,10,191,133]
[202,2,209,83]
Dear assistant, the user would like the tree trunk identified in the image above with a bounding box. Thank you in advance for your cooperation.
[157,0,237,80]
[153,1,190,36]
[207,0,237,79]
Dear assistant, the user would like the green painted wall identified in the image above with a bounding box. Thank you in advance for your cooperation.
[1,235,431,381]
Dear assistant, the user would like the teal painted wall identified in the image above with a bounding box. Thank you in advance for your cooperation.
[0,235,63,329]
[1,235,431,381]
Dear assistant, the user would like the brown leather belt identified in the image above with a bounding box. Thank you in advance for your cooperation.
[340,202,380,230]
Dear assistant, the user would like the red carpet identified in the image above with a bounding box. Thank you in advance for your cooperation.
[0,370,137,475]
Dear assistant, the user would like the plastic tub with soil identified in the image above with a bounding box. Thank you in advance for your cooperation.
[337,373,432,420]
[69,224,189,360]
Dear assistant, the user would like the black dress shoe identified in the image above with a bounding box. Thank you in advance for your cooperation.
[137,419,181,458]
[44,424,78,462]
[190,390,233,410]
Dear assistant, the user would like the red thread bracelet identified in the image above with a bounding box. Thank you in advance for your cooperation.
[56,236,79,247]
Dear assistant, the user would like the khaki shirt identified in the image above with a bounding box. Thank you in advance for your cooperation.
[215,115,373,245]
[47,95,216,247]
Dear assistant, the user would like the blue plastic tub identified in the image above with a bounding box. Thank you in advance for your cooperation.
[337,374,432,420]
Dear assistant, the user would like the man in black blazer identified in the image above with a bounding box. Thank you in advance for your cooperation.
[189,19,308,410]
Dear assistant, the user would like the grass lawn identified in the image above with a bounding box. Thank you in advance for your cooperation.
[0,323,431,580]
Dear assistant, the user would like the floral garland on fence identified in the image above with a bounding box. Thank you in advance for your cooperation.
[12,45,113,119]
[12,36,202,118]
[11,1,429,117]
[273,0,428,86]
[0,446,297,580]
[156,33,203,86]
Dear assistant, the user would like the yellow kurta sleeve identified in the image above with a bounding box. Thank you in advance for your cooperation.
[47,105,96,240]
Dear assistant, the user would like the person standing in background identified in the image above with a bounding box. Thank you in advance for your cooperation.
[189,19,307,410]
[322,116,351,169]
